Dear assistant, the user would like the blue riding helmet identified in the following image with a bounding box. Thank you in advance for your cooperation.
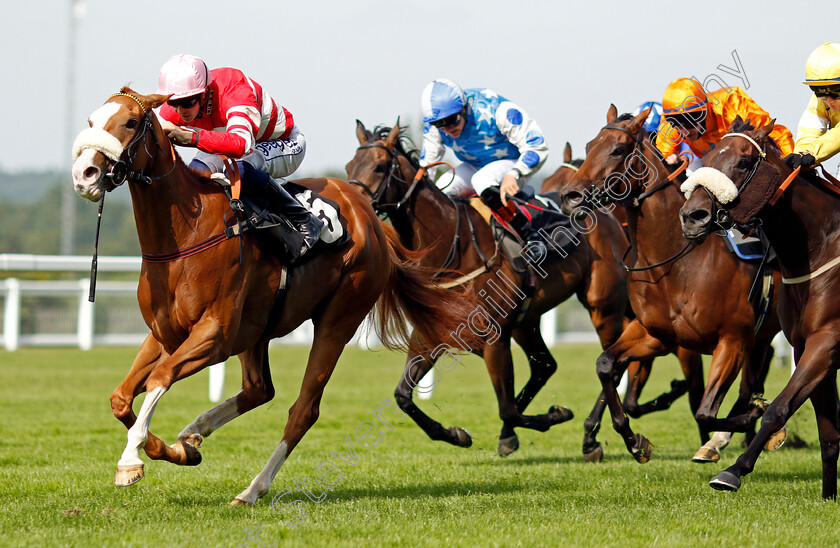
[421,79,467,123]
[632,101,664,134]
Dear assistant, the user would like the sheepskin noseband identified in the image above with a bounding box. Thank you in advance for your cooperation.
[680,167,739,204]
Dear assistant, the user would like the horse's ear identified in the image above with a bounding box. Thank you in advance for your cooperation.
[355,119,371,144]
[607,104,618,123]
[728,115,745,132]
[564,142,572,163]
[385,122,401,148]
[756,119,776,140]
[632,107,651,129]
[145,94,170,110]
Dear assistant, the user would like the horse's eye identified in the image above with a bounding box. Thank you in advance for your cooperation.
[126,119,138,129]
[737,157,751,170]
[373,164,387,174]
[610,146,625,157]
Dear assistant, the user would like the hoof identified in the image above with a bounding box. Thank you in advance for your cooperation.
[692,445,721,463]
[447,426,473,447]
[583,443,604,463]
[229,497,255,507]
[178,433,204,448]
[114,463,145,486]
[548,405,574,425]
[749,394,769,412]
[709,470,741,491]
[631,433,652,463]
[498,435,520,457]
[170,440,203,466]
[764,427,787,451]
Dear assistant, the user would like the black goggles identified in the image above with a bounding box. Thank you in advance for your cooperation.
[667,110,706,129]
[431,112,462,129]
[167,94,202,109]
[810,85,840,99]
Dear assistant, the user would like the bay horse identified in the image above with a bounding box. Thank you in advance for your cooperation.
[70,88,481,506]
[679,118,840,498]
[558,105,782,463]
[346,120,703,460]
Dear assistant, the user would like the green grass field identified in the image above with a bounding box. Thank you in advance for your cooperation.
[0,344,834,547]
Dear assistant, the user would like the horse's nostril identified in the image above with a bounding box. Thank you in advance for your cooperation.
[564,191,584,205]
[84,166,99,180]
[689,209,710,223]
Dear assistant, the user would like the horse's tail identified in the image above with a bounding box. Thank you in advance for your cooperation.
[373,224,483,353]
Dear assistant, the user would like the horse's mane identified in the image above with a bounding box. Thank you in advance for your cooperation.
[372,125,422,170]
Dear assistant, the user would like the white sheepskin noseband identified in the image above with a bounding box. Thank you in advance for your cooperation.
[72,128,125,162]
[680,167,739,204]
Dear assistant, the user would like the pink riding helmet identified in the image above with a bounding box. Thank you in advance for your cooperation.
[157,54,212,99]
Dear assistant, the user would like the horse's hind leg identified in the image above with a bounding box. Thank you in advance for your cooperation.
[497,323,566,456]
[231,327,354,506]
[394,340,473,447]
[178,341,275,447]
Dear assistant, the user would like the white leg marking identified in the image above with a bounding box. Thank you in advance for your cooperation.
[178,394,242,440]
[234,440,289,505]
[117,386,167,467]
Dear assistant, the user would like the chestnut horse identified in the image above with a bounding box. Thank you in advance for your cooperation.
[559,105,782,463]
[70,88,481,506]
[679,119,840,498]
[346,121,702,460]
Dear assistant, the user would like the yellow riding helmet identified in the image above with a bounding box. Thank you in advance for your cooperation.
[803,42,840,85]
[662,78,708,115]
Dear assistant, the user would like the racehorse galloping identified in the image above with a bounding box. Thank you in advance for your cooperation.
[679,118,840,498]
[347,121,702,460]
[71,88,480,506]
[540,140,706,458]
[559,105,782,463]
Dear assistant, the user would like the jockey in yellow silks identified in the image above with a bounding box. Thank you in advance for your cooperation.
[787,43,840,169]
[655,78,794,170]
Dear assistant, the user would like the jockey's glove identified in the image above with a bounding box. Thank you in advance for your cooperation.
[783,152,816,169]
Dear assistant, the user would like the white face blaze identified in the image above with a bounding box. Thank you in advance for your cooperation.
[71,102,126,201]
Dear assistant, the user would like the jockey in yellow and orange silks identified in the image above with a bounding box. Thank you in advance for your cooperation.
[788,43,840,170]
[655,78,794,170]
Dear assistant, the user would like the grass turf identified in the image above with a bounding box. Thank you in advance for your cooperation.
[0,344,833,547]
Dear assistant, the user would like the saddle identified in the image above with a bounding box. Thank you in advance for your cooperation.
[469,187,580,272]
[211,173,350,266]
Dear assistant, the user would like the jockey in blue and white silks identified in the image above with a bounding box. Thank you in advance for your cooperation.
[419,79,549,248]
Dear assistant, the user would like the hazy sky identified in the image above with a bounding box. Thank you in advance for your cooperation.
[2,0,838,177]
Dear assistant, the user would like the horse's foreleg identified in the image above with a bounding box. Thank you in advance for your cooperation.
[596,320,668,463]
[499,323,562,456]
[115,322,227,485]
[178,342,275,446]
[811,372,840,500]
[711,332,837,493]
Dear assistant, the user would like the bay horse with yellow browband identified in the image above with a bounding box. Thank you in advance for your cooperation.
[70,88,481,506]
[559,105,783,463]
[347,121,705,460]
[679,118,840,498]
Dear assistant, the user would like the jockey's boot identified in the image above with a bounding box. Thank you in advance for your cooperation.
[236,162,324,257]
[265,179,324,257]
[480,187,546,257]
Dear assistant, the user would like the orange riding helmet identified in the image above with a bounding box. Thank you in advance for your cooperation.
[662,78,708,115]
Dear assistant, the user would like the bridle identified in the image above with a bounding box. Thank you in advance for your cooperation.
[586,123,689,209]
[348,143,416,217]
[101,93,176,190]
